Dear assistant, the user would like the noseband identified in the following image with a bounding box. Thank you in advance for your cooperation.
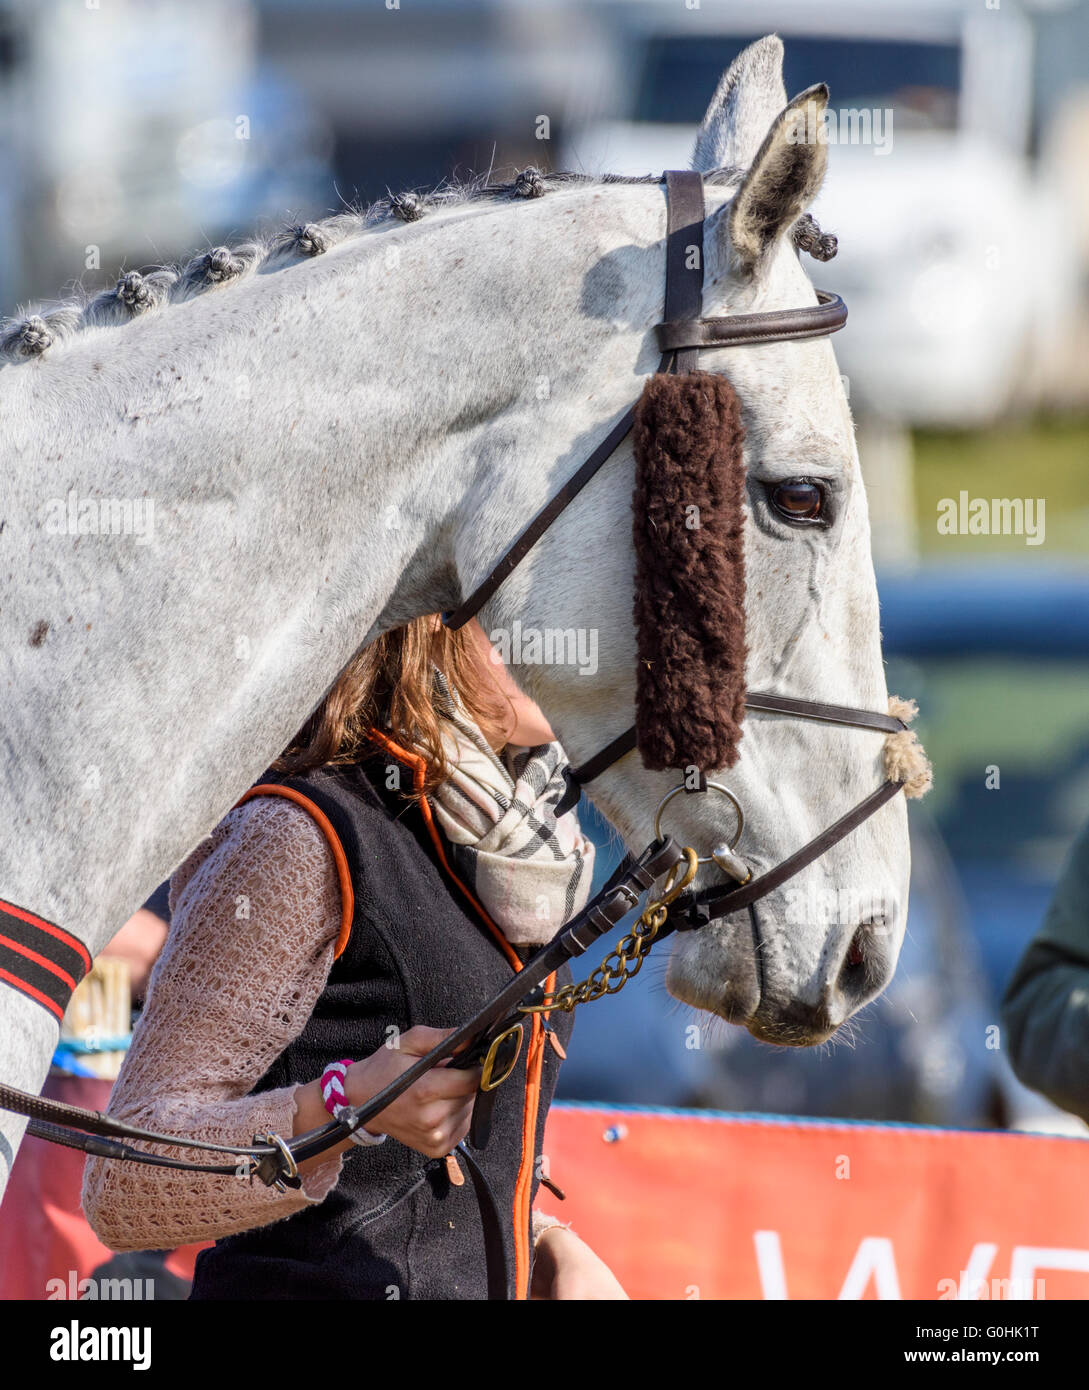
[0,170,919,1302]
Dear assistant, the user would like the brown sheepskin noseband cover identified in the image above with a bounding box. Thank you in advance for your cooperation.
[632,370,747,772]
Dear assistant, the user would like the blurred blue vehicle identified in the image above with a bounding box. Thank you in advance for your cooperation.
[880,564,1089,1002]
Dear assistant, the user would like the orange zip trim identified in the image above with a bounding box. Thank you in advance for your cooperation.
[235,784,355,960]
[366,726,553,1300]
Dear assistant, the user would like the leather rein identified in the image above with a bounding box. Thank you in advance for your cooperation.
[0,171,909,1300]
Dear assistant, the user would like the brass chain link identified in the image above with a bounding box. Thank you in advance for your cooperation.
[519,847,698,1015]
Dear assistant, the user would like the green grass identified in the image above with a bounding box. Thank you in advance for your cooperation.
[903,661,1089,801]
[912,416,1089,558]
[887,656,1089,876]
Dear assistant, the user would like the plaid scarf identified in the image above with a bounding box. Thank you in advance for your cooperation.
[428,672,595,947]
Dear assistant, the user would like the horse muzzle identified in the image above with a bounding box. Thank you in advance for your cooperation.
[667,884,902,1046]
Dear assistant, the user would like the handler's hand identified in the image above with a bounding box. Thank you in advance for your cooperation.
[530,1226,629,1300]
[345,1026,480,1159]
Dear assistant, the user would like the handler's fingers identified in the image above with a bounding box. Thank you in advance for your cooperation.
[415,1065,481,1100]
[445,1100,476,1150]
[397,1025,457,1057]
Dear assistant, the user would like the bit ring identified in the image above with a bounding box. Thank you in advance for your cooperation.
[653,782,744,865]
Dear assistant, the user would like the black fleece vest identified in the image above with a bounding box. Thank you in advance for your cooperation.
[188,753,573,1301]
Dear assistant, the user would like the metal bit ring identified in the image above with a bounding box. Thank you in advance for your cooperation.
[653,782,744,865]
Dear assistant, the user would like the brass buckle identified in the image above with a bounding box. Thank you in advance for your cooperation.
[479,1025,523,1092]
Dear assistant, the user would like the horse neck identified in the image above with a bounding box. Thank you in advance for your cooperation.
[1,183,667,951]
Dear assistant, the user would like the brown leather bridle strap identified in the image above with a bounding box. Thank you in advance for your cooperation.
[657,289,847,353]
[664,779,905,931]
[441,390,655,633]
[557,728,639,809]
[663,170,706,374]
[555,694,906,815]
[442,174,706,632]
[743,692,906,735]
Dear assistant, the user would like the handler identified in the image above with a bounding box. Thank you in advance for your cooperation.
[82,616,626,1300]
[1003,818,1089,1125]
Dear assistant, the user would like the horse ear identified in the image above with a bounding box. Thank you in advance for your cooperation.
[727,84,830,277]
[691,35,788,173]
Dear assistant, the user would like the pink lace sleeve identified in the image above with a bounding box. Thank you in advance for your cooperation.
[532,1208,570,1246]
[81,796,347,1251]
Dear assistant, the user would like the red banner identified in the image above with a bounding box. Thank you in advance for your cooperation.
[0,1076,206,1301]
[544,1104,1089,1300]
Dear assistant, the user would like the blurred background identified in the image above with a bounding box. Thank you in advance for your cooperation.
[3,0,1087,1138]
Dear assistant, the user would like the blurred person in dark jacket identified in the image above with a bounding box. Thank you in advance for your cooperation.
[1003,820,1089,1126]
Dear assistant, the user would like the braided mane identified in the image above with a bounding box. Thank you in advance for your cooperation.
[0,164,839,368]
[0,167,753,366]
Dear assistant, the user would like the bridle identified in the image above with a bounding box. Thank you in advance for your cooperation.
[441,169,908,926]
[0,170,911,1300]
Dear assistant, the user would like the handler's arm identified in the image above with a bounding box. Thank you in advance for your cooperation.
[1002,820,1089,1124]
[82,797,349,1250]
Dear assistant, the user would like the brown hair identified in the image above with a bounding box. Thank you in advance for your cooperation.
[273,617,512,795]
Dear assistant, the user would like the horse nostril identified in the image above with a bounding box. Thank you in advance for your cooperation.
[836,917,895,1015]
[836,927,872,1011]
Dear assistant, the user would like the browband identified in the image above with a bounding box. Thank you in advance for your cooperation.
[656,289,847,353]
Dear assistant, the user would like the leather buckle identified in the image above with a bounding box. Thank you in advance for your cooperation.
[479,1024,523,1093]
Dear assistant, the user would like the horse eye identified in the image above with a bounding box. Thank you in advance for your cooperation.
[769,480,825,523]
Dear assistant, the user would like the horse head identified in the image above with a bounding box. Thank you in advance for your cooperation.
[481,38,924,1045]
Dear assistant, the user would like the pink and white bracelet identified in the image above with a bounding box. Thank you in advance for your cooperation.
[321,1059,386,1147]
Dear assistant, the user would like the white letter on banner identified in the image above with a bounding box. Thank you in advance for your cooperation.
[838,1237,902,1299]
[753,1230,788,1299]
[1008,1247,1089,1297]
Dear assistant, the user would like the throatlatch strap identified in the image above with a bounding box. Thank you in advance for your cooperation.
[0,899,91,1022]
